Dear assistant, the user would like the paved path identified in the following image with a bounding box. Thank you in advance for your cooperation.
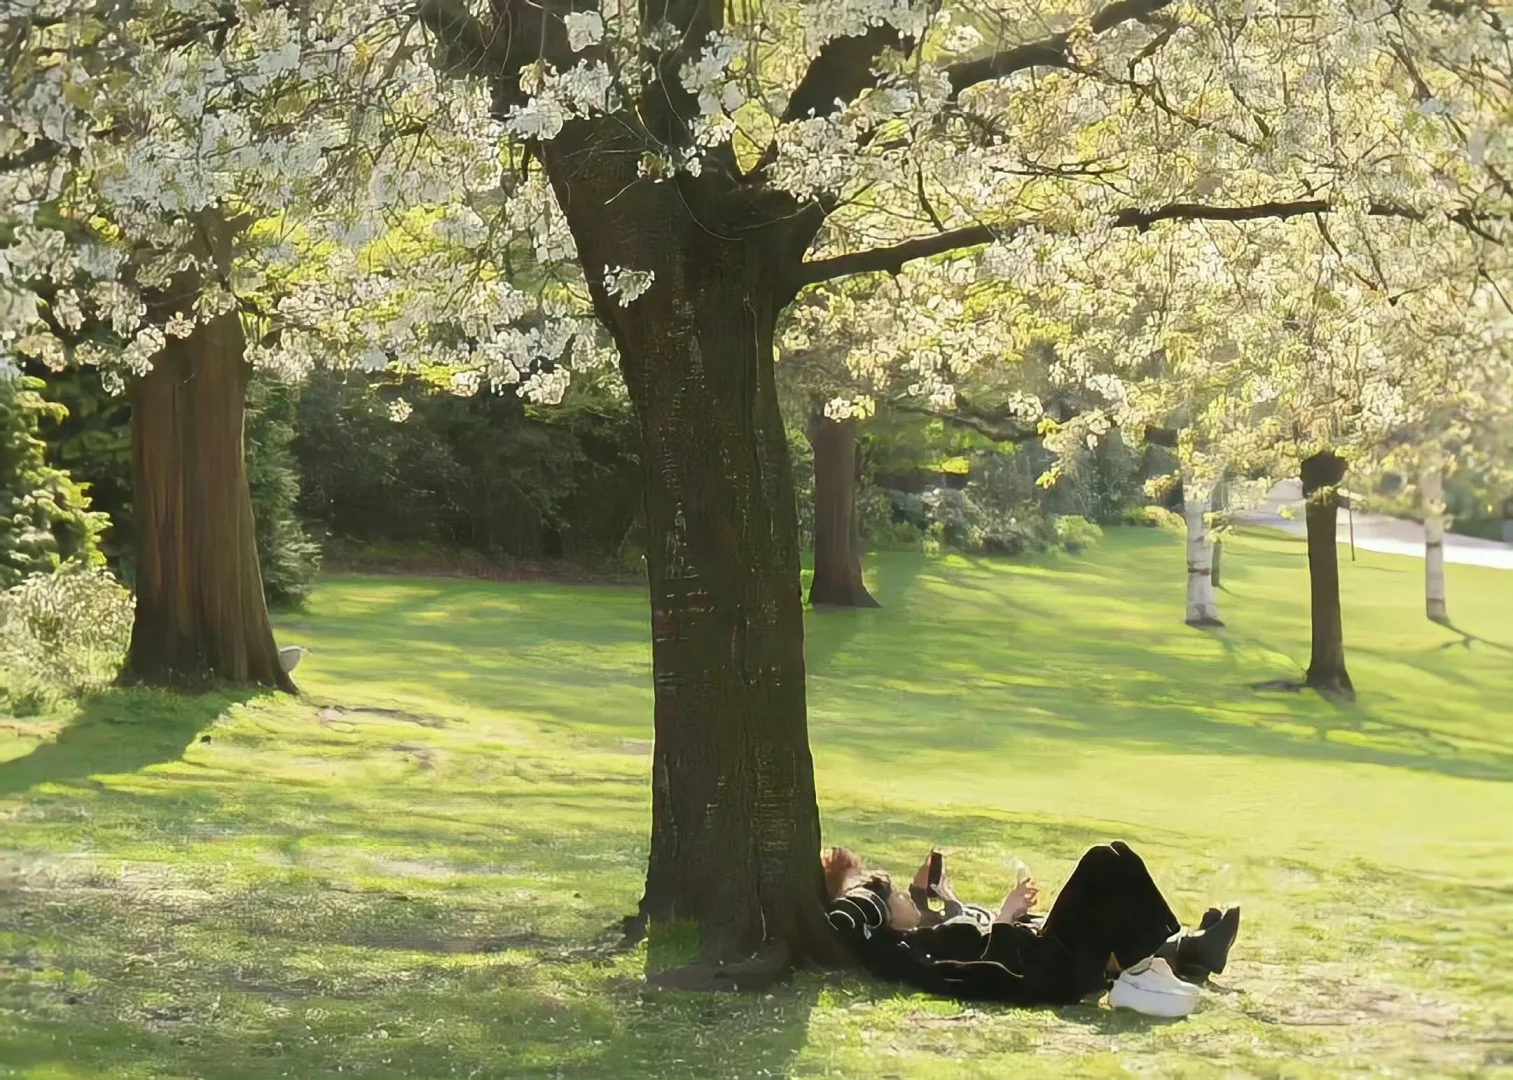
[1233,480,1513,570]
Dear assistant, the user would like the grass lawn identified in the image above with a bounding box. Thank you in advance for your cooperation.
[2,527,1511,1079]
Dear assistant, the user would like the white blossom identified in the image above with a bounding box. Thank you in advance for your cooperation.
[565,12,605,52]
[603,266,656,306]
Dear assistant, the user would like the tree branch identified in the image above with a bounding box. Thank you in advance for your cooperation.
[781,25,911,125]
[797,224,998,286]
[1428,0,1505,31]
[904,406,1044,444]
[418,0,570,82]
[416,0,499,77]
[894,394,1080,445]
[1143,425,1179,448]
[770,0,1168,164]
[797,197,1507,288]
[0,138,64,174]
[946,0,1175,99]
[1111,199,1330,231]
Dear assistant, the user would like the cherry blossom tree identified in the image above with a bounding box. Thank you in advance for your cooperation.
[0,0,518,688]
[8,0,1509,973]
[404,0,1512,966]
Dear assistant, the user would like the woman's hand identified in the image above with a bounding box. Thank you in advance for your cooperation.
[994,877,1040,924]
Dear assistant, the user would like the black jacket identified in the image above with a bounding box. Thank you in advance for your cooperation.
[827,884,1088,1005]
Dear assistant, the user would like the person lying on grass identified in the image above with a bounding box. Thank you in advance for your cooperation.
[822,843,1240,1008]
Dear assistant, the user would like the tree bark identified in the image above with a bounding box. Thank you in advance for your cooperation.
[1300,451,1353,699]
[1420,461,1449,624]
[1182,473,1222,626]
[1210,539,1223,588]
[806,411,879,608]
[122,308,294,692]
[544,145,842,971]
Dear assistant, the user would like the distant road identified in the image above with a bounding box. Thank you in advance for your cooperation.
[1233,480,1513,570]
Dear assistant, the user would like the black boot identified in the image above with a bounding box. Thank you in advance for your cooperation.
[1175,906,1240,982]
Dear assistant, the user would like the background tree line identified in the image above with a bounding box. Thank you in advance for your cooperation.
[9,359,1192,608]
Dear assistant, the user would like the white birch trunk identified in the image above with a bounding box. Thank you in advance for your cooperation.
[1420,463,1448,624]
[1183,474,1222,626]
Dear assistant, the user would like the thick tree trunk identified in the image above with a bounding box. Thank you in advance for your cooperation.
[1300,451,1353,698]
[806,411,878,608]
[627,281,838,968]
[1182,473,1222,627]
[1420,462,1449,624]
[547,150,842,972]
[122,309,293,692]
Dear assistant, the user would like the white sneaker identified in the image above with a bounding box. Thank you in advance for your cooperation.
[1108,957,1200,1018]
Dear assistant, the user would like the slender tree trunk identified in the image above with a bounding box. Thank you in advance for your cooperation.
[806,411,878,608]
[1420,461,1449,624]
[1300,450,1353,698]
[1182,472,1222,627]
[1211,478,1224,587]
[547,149,841,972]
[122,309,293,692]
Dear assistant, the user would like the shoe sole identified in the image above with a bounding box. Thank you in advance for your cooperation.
[1108,982,1199,1018]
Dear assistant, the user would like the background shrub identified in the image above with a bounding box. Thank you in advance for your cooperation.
[0,564,133,714]
[1,374,109,589]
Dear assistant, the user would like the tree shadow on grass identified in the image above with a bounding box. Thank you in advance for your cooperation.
[0,965,823,1080]
[1,749,822,1080]
[804,550,932,676]
[0,687,257,799]
[1437,620,1513,655]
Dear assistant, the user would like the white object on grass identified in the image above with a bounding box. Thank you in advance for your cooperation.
[279,645,309,673]
[1108,957,1200,1018]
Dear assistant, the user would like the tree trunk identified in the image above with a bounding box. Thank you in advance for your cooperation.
[1210,539,1223,588]
[1300,450,1353,698]
[122,309,294,692]
[806,411,879,608]
[546,150,842,972]
[1182,473,1222,627]
[1420,461,1449,624]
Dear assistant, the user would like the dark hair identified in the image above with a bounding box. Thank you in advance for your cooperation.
[827,870,895,936]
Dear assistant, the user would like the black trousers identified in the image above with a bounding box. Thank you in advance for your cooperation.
[847,842,1183,1005]
[1015,840,1182,996]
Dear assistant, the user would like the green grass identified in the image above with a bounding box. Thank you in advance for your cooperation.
[2,527,1511,1079]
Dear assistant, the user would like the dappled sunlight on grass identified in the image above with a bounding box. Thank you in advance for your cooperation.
[2,527,1511,1078]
